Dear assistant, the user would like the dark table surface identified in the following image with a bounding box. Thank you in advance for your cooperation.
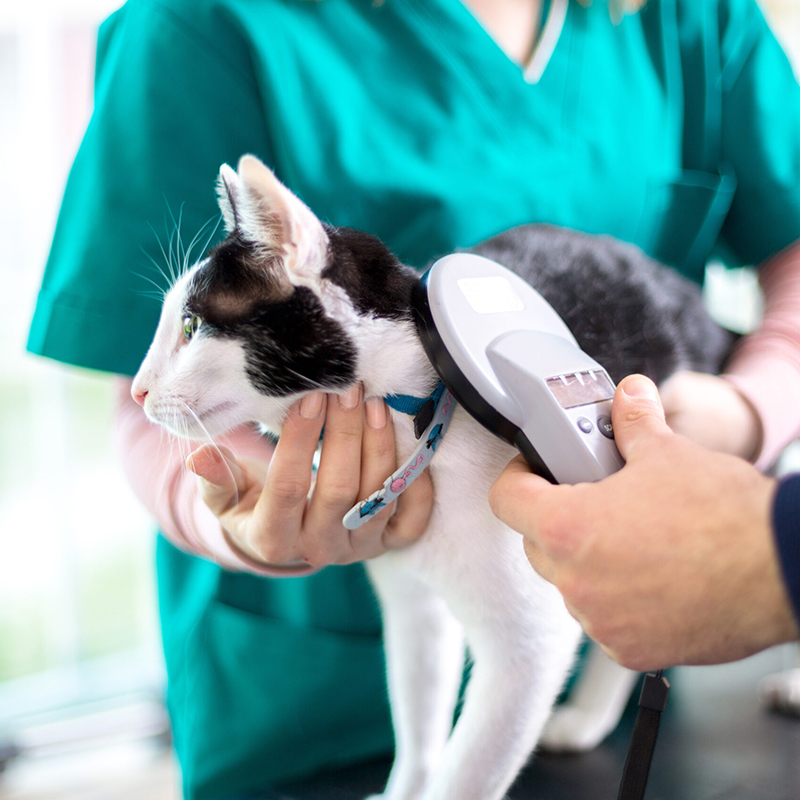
[267,645,800,800]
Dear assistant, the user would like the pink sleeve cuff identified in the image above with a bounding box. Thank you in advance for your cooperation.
[113,379,316,578]
[723,241,800,471]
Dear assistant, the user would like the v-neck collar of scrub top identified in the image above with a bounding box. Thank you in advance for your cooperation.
[402,0,572,98]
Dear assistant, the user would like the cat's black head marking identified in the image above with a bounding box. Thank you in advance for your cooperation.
[322,224,418,321]
[184,233,357,397]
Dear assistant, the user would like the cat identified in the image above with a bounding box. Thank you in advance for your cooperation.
[131,154,732,800]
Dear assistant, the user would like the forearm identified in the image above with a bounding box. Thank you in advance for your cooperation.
[723,239,800,470]
[113,378,284,575]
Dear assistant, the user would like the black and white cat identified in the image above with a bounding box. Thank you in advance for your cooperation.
[132,155,731,800]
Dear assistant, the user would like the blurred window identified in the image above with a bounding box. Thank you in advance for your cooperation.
[0,1,164,740]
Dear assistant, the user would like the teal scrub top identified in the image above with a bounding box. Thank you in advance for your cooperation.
[27,0,800,797]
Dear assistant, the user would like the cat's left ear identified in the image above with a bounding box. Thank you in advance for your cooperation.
[217,155,328,289]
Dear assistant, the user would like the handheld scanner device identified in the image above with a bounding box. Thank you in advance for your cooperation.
[412,253,624,484]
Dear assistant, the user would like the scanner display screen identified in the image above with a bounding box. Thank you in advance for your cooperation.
[547,370,615,409]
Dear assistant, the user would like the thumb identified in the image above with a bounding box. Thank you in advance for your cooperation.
[187,444,249,515]
[489,454,558,538]
[612,374,672,462]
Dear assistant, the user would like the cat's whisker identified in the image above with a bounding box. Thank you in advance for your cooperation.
[181,215,222,279]
[147,218,178,290]
[131,269,168,301]
[167,227,180,288]
[180,401,241,508]
[150,414,184,511]
[144,226,179,293]
[165,202,187,286]
[281,367,329,393]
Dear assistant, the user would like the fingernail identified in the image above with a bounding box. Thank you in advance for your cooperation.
[365,396,387,429]
[299,391,325,420]
[339,384,362,411]
[620,374,658,400]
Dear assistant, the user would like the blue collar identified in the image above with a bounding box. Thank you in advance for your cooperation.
[385,382,446,416]
[385,382,448,438]
[342,381,456,530]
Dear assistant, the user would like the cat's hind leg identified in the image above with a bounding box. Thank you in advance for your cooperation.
[365,557,466,800]
[418,581,582,800]
[539,644,639,752]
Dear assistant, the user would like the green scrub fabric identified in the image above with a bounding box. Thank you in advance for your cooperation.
[27,0,800,797]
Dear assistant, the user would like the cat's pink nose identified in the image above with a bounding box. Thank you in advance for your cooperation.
[132,386,148,406]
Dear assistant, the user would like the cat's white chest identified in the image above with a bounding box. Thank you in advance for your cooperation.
[379,405,544,598]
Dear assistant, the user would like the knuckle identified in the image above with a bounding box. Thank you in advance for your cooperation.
[541,502,578,556]
[385,517,424,549]
[558,571,593,612]
[269,476,310,507]
[366,436,397,466]
[250,536,293,565]
[317,478,359,510]
[326,424,362,447]
[301,547,332,571]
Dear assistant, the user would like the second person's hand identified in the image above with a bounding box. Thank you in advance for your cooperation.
[186,384,434,571]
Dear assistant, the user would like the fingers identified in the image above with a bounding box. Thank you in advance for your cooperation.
[304,386,395,563]
[195,385,432,568]
[381,468,434,551]
[612,374,672,462]
[248,392,327,562]
[251,387,402,566]
[305,385,366,526]
[187,444,250,516]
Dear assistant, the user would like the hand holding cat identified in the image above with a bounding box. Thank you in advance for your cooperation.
[489,374,798,670]
[659,370,762,461]
[188,385,433,570]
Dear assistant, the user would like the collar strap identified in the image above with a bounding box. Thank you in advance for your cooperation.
[385,382,448,439]
[385,382,446,416]
[342,382,456,530]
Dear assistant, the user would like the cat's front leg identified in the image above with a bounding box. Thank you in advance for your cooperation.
[365,557,465,800]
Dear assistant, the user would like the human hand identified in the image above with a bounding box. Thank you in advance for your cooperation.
[489,374,798,670]
[659,370,762,460]
[187,385,433,571]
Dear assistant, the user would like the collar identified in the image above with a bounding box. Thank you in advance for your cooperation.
[385,382,448,438]
[342,381,456,530]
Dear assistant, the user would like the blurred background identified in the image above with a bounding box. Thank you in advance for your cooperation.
[0,1,171,797]
[0,1,799,799]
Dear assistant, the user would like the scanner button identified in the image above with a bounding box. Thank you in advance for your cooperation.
[577,417,593,434]
[598,416,614,439]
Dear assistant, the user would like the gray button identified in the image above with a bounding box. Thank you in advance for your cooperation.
[577,417,593,434]
[598,416,614,439]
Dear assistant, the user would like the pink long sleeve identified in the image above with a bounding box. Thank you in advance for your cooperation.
[113,379,312,576]
[724,240,800,471]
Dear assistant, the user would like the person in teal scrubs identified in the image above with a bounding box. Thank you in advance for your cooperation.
[27,0,800,798]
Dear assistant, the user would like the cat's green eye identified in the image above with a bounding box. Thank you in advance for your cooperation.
[182,314,202,341]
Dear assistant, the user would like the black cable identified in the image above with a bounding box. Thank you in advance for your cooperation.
[616,670,670,800]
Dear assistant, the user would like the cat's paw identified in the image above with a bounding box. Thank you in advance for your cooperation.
[538,706,616,753]
[364,794,417,800]
[758,668,800,717]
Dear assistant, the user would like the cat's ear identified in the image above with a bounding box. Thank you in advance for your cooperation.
[217,155,328,288]
[216,164,241,233]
